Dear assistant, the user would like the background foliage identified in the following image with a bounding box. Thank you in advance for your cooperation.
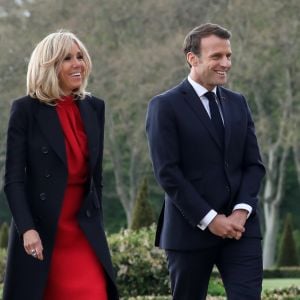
[277,214,299,267]
[131,177,155,230]
[0,0,299,269]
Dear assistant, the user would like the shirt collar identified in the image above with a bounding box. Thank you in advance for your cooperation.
[187,76,217,98]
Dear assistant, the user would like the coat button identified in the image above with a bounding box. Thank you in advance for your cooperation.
[44,172,51,178]
[224,161,229,168]
[41,146,49,154]
[39,193,46,201]
[86,209,91,218]
[225,185,230,192]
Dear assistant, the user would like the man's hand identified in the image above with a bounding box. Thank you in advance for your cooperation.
[208,214,245,239]
[227,209,248,240]
[23,229,44,261]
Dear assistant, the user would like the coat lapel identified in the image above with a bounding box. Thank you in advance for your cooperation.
[35,101,67,165]
[181,79,223,149]
[35,96,100,173]
[76,96,100,173]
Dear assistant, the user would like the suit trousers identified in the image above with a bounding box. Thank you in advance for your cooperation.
[166,237,263,300]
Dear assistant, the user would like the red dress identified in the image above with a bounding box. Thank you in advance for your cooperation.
[43,96,107,300]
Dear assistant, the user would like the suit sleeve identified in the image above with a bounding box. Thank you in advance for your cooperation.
[4,100,35,236]
[234,97,265,212]
[146,96,212,227]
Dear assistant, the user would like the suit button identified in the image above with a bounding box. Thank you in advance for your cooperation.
[41,146,49,154]
[225,186,230,192]
[44,173,51,178]
[39,193,46,201]
[224,161,229,168]
[86,209,91,218]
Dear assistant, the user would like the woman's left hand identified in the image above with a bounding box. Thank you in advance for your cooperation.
[23,229,44,260]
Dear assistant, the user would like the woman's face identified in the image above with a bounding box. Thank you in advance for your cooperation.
[58,42,85,95]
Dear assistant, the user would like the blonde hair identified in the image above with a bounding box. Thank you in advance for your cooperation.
[27,30,92,104]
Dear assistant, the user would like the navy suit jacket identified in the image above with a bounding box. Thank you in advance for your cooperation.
[146,79,265,250]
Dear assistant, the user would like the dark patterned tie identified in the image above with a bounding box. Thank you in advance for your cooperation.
[204,91,224,146]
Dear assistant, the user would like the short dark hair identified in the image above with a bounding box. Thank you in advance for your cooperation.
[183,23,231,57]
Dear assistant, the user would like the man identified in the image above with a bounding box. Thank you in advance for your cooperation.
[146,23,265,299]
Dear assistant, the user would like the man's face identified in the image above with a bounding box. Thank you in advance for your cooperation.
[189,35,232,90]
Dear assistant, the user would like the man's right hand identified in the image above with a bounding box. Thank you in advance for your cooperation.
[208,214,245,239]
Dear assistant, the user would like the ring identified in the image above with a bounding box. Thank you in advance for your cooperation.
[31,249,37,257]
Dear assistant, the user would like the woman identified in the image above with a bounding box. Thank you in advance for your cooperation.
[3,31,119,300]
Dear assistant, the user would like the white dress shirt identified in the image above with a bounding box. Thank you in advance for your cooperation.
[187,76,252,230]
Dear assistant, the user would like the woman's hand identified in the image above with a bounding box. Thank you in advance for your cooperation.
[23,229,44,261]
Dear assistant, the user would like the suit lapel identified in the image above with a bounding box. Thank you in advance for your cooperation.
[76,96,100,173]
[35,102,67,165]
[217,87,231,152]
[181,79,223,149]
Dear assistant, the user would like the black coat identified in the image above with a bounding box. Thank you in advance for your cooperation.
[146,79,265,250]
[3,95,119,300]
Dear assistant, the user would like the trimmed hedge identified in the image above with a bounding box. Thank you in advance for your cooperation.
[264,267,300,278]
[131,178,155,230]
[277,214,299,267]
[0,223,8,249]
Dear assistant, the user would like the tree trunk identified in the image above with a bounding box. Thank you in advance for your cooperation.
[106,107,133,224]
[105,105,146,226]
[263,202,280,268]
[259,68,294,268]
[262,139,290,268]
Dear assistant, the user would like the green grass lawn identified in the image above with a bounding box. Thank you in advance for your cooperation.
[263,278,300,290]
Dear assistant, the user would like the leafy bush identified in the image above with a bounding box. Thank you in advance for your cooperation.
[208,277,225,296]
[0,248,7,284]
[108,225,169,297]
[109,225,227,298]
